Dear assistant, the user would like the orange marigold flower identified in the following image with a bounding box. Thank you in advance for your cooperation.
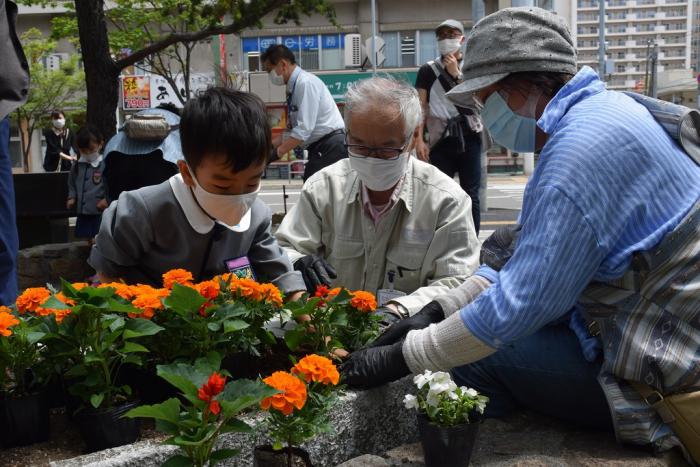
[234,278,264,302]
[55,292,76,306]
[261,371,307,416]
[52,308,72,323]
[197,372,226,416]
[162,269,194,289]
[259,283,283,307]
[99,282,136,300]
[0,310,20,337]
[130,287,168,319]
[194,280,220,300]
[350,291,377,313]
[71,282,89,290]
[16,287,51,313]
[292,354,340,386]
[328,287,342,297]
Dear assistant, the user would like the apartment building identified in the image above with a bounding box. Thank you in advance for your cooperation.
[572,0,695,90]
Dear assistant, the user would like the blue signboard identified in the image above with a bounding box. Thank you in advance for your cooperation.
[242,37,259,53]
[282,36,300,50]
[259,36,278,51]
[301,35,318,50]
[322,34,340,49]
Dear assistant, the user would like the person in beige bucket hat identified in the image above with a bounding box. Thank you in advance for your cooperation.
[342,7,700,463]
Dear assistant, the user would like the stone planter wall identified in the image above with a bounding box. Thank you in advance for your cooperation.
[17,241,94,290]
[51,378,416,467]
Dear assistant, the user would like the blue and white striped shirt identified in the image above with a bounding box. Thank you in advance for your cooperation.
[461,66,700,349]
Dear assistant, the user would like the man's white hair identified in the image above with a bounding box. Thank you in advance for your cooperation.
[344,76,423,141]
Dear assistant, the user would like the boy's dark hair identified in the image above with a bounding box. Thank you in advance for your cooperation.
[156,102,180,116]
[180,87,271,172]
[261,44,296,66]
[75,124,104,150]
[50,110,64,119]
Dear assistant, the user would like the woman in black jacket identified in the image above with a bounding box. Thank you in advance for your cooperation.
[42,110,74,172]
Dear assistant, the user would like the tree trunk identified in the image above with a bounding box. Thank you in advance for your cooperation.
[74,0,120,140]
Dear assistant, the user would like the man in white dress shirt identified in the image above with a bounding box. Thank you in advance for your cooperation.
[262,44,347,181]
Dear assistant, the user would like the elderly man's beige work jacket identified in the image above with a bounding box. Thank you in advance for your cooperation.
[275,157,480,315]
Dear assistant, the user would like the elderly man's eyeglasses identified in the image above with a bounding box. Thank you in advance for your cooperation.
[344,137,407,160]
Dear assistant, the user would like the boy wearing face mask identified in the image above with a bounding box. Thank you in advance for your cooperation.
[67,125,108,242]
[88,88,305,297]
[43,110,75,172]
[414,19,484,233]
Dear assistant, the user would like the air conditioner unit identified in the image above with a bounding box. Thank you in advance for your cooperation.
[45,53,69,71]
[344,34,362,67]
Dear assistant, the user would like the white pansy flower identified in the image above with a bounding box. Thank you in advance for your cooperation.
[476,400,487,414]
[403,394,419,410]
[462,387,478,398]
[429,379,457,396]
[426,390,442,407]
[414,370,434,389]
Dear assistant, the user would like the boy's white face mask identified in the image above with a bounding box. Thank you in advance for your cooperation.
[187,165,259,229]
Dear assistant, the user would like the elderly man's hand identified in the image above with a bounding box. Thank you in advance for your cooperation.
[414,139,430,161]
[339,340,410,389]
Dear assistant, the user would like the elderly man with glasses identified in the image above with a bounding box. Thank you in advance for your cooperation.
[274,76,480,325]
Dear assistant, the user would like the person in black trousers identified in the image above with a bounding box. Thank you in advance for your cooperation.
[43,109,74,172]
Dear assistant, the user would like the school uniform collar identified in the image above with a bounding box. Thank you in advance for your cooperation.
[78,154,103,168]
[168,174,251,235]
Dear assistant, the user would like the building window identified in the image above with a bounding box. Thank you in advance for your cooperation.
[400,31,416,67]
[382,30,425,68]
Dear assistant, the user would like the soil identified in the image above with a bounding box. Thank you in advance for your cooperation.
[1,408,164,467]
[254,445,313,467]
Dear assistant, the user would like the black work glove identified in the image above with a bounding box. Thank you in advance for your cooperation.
[370,300,444,348]
[339,340,410,389]
[294,255,337,293]
[479,224,522,272]
[373,306,402,330]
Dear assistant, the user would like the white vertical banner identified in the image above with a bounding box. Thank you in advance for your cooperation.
[149,73,216,108]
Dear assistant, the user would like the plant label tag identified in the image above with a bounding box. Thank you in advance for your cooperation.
[223,256,256,280]
[377,288,406,307]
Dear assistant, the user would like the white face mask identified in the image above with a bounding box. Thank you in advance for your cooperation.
[188,166,259,228]
[348,151,410,192]
[53,118,65,129]
[268,68,285,86]
[438,38,462,56]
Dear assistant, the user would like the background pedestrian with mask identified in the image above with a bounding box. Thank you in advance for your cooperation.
[42,109,75,172]
[414,19,484,233]
[261,44,347,181]
[275,77,479,324]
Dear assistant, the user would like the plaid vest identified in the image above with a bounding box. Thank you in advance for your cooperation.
[580,199,700,460]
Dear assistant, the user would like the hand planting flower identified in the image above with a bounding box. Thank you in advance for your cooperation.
[405,370,489,426]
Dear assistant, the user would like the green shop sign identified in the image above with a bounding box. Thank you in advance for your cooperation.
[316,69,418,102]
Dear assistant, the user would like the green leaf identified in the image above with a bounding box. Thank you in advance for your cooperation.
[161,455,194,467]
[41,296,70,310]
[123,318,164,340]
[90,393,104,409]
[219,418,252,433]
[26,331,46,345]
[219,379,279,416]
[223,319,249,334]
[121,341,149,353]
[207,321,221,332]
[106,298,139,314]
[329,309,348,326]
[284,328,308,351]
[209,449,239,463]
[164,283,206,315]
[124,398,181,425]
[65,364,87,378]
[109,316,126,332]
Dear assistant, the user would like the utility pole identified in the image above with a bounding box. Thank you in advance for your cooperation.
[598,0,606,79]
[644,39,651,95]
[370,0,377,74]
[650,42,659,98]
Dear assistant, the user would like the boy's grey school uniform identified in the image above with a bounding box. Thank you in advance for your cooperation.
[88,174,305,293]
[68,159,106,215]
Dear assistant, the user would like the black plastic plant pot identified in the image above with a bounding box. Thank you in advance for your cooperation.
[417,413,480,467]
[0,391,50,448]
[253,444,314,467]
[74,400,141,453]
[118,365,177,405]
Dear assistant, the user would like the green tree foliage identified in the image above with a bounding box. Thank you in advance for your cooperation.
[12,28,84,172]
[22,0,335,138]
